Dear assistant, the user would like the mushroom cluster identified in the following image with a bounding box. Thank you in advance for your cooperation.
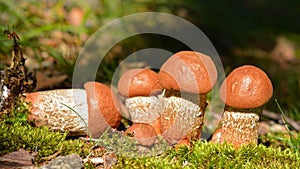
[117,51,218,146]
[25,51,274,150]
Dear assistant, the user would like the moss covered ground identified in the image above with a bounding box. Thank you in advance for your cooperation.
[0,102,299,168]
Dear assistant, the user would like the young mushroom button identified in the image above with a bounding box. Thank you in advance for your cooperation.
[125,123,157,147]
[219,65,273,148]
[158,51,217,144]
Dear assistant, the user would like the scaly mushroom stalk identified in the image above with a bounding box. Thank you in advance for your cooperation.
[158,51,217,144]
[221,107,262,146]
[161,90,207,143]
[219,65,273,148]
[25,89,89,136]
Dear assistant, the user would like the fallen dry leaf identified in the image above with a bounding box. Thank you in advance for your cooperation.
[35,72,67,90]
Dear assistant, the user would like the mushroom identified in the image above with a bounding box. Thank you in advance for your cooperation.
[219,65,273,147]
[125,123,157,147]
[25,82,122,138]
[117,68,163,134]
[158,51,217,144]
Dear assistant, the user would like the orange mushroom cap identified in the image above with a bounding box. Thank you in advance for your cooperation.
[158,51,217,94]
[84,82,122,138]
[125,123,157,146]
[118,68,162,97]
[219,65,273,109]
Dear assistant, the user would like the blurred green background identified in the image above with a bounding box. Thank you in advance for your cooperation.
[0,0,299,120]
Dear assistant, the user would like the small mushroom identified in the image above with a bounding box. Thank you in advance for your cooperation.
[25,82,122,138]
[219,65,273,148]
[118,68,163,134]
[125,123,157,147]
[158,51,217,144]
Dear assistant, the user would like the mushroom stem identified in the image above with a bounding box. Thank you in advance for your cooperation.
[25,89,89,136]
[221,107,262,147]
[124,96,163,135]
[161,90,207,142]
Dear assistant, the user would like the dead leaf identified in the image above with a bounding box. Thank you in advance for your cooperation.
[35,72,67,90]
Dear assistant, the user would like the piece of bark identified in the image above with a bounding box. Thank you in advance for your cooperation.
[0,149,35,168]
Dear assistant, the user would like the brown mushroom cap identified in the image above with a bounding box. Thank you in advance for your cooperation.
[118,68,162,97]
[84,82,122,138]
[158,51,217,94]
[125,123,157,146]
[219,65,273,109]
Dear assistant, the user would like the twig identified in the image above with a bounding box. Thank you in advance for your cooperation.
[40,145,63,161]
[262,110,300,131]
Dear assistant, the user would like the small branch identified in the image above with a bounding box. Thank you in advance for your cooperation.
[40,145,63,161]
[262,110,300,131]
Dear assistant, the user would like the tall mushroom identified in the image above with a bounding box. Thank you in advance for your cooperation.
[118,68,163,135]
[25,82,122,138]
[158,51,217,144]
[219,65,273,148]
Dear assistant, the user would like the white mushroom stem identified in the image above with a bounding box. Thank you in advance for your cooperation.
[161,96,202,144]
[123,92,164,135]
[159,90,209,144]
[124,96,162,123]
[221,110,260,147]
[25,89,89,136]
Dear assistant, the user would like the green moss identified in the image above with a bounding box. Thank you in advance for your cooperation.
[0,102,92,163]
[114,142,300,168]
[94,130,170,158]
